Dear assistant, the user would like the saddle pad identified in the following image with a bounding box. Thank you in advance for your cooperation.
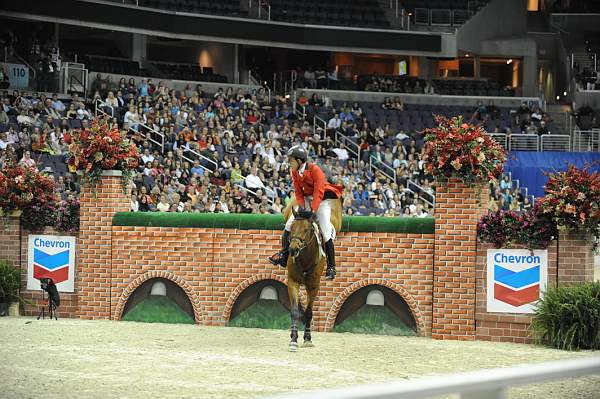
[312,221,326,258]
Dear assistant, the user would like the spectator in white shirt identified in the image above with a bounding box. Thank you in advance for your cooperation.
[327,113,342,130]
[245,166,265,191]
[141,148,154,165]
[156,194,170,212]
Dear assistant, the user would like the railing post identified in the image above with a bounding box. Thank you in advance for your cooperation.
[571,52,574,69]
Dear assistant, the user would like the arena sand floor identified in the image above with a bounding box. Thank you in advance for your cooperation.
[0,317,598,399]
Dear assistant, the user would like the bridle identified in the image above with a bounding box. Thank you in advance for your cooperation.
[289,221,316,259]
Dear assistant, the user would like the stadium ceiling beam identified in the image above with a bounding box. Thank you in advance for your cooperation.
[1,0,456,57]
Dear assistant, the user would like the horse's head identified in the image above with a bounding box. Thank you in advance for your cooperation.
[289,209,315,259]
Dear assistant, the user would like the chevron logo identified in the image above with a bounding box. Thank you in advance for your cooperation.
[493,264,540,307]
[487,249,547,313]
[32,248,70,284]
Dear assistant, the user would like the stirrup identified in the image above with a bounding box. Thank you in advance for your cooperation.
[325,265,336,280]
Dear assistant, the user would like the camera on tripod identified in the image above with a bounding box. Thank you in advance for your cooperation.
[38,277,60,320]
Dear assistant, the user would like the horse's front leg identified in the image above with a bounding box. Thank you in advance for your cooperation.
[288,280,300,352]
[303,286,318,347]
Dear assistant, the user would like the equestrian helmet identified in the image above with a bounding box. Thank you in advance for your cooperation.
[287,145,307,162]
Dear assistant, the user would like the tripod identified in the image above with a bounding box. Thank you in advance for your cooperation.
[37,290,58,320]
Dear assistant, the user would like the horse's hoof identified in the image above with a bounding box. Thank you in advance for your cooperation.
[302,341,314,348]
[289,342,298,352]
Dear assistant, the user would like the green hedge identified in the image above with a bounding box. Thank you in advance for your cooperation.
[531,282,600,350]
[112,212,434,234]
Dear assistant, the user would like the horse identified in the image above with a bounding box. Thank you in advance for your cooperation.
[283,196,342,352]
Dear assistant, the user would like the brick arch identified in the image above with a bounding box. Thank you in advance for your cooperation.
[113,270,205,323]
[323,279,426,335]
[222,273,294,322]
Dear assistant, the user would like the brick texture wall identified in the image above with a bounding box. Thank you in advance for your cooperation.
[557,230,595,284]
[1,175,596,343]
[77,173,129,319]
[432,180,489,340]
[111,227,434,334]
[0,214,21,267]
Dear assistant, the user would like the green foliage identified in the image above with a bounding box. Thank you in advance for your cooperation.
[0,260,21,304]
[333,305,417,336]
[531,282,600,350]
[122,295,194,324]
[229,300,294,330]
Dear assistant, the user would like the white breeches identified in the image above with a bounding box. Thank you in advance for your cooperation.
[285,197,336,242]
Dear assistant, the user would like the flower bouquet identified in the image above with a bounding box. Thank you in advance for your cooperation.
[0,161,58,231]
[478,204,558,250]
[537,165,600,250]
[423,115,507,184]
[65,117,139,192]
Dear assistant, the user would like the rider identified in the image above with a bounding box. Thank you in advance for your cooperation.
[269,145,343,280]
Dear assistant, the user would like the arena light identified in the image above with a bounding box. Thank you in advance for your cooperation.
[563,91,567,96]
[556,95,560,100]
[506,59,513,64]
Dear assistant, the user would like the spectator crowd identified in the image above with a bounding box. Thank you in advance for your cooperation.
[0,72,437,219]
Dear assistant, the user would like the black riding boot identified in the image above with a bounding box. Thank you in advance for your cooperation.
[324,239,336,280]
[269,230,290,268]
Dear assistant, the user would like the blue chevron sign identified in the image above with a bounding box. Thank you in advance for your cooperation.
[27,235,76,292]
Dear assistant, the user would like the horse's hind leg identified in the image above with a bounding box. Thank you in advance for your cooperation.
[302,287,318,347]
[288,280,300,352]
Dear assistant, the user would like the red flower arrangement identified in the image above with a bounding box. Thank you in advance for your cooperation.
[64,117,139,191]
[423,115,507,184]
[0,162,56,214]
[537,165,600,250]
[478,204,558,250]
[0,161,59,231]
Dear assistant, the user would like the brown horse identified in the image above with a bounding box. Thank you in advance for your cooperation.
[283,196,342,351]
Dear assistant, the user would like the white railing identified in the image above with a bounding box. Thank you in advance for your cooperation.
[334,130,359,159]
[414,8,430,25]
[94,99,114,118]
[407,179,434,207]
[430,9,451,26]
[249,0,271,20]
[413,7,469,27]
[313,115,327,137]
[488,133,508,150]
[369,155,396,184]
[509,134,540,151]
[95,101,166,153]
[234,183,274,204]
[572,128,600,152]
[540,134,571,151]
[294,102,306,119]
[180,146,214,175]
[262,357,600,399]
[452,9,472,25]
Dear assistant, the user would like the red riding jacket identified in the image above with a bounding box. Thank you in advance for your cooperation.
[291,163,343,212]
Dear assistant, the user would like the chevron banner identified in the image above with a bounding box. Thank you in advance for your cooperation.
[27,235,76,292]
[487,249,548,313]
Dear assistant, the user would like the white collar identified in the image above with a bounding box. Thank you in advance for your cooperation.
[298,162,307,176]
